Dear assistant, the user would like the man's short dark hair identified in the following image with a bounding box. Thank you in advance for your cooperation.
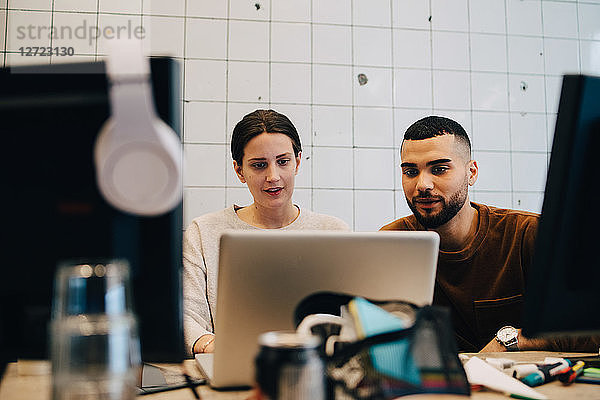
[403,116,472,157]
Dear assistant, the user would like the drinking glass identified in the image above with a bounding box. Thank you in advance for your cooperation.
[50,259,141,400]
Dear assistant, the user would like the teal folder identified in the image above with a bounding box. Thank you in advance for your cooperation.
[348,297,421,386]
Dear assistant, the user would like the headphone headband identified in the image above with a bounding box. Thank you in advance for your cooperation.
[94,40,183,216]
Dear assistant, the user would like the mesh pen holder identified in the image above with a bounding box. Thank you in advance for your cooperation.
[326,306,470,399]
[294,294,470,400]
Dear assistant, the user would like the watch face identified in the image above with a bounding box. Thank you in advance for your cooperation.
[497,327,517,341]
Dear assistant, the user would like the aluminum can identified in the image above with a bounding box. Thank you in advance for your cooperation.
[255,331,325,400]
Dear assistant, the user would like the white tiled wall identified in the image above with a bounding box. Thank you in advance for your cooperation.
[2,0,600,231]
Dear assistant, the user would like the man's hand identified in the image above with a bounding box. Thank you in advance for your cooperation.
[479,328,550,352]
[193,334,216,354]
[479,336,506,352]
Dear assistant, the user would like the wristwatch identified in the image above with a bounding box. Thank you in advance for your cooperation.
[496,326,519,351]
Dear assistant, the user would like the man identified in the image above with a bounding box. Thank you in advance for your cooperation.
[381,115,600,353]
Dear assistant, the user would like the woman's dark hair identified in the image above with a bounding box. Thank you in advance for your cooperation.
[231,109,302,165]
[403,115,472,154]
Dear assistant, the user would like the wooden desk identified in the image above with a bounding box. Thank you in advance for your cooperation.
[1,353,599,399]
[0,360,249,400]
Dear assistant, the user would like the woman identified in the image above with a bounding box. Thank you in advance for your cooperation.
[183,110,349,355]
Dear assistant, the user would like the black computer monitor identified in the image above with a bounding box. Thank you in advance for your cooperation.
[0,58,185,363]
[523,74,600,338]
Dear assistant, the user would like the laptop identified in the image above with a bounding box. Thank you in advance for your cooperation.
[195,230,439,388]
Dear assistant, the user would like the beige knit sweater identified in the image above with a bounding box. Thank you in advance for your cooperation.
[182,205,349,356]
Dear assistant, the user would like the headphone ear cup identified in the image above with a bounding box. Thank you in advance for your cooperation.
[95,118,182,216]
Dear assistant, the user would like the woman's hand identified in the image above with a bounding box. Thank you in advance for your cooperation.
[193,334,215,354]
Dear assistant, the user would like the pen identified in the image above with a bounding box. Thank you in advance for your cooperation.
[566,357,600,369]
[559,360,585,385]
[511,358,571,380]
[521,362,563,387]
[575,376,600,384]
[550,364,571,377]
[506,393,541,400]
[583,367,600,378]
[511,364,539,379]
[542,357,571,376]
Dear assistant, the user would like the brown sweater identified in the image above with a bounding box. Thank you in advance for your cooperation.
[381,202,600,353]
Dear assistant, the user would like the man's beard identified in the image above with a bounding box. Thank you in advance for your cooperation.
[406,183,468,229]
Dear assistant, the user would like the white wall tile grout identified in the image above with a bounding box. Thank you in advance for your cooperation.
[267,0,272,109]
[93,0,100,61]
[2,7,7,67]
[308,0,314,210]
[540,0,551,175]
[466,0,474,162]
[3,0,599,229]
[389,0,398,216]
[223,0,231,209]
[349,0,356,230]
[503,0,514,208]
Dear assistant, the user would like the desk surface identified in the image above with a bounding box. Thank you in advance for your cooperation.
[1,352,599,399]
[0,360,249,400]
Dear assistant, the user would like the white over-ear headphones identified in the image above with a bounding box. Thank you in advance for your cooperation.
[95,40,183,216]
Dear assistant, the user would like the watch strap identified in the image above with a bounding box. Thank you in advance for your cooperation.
[505,341,519,351]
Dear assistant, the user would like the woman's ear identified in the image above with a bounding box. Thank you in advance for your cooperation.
[233,160,246,183]
[294,151,302,175]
